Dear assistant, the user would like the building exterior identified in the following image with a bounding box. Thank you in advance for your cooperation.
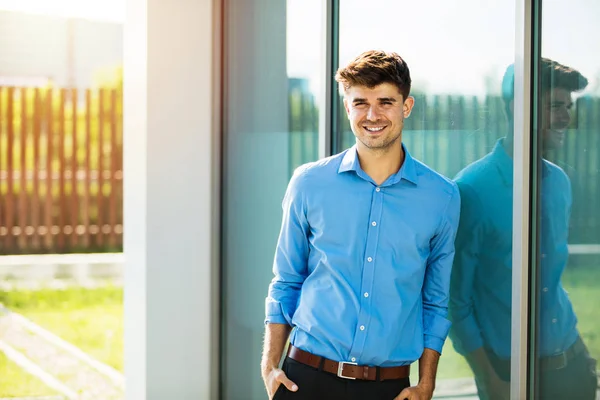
[123,0,599,399]
[0,10,121,88]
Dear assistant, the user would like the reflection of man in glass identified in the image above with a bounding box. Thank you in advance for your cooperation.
[449,59,598,399]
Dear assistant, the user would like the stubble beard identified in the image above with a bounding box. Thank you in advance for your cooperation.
[357,128,402,152]
[542,129,566,152]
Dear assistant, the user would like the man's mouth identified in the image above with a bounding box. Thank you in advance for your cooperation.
[363,125,386,133]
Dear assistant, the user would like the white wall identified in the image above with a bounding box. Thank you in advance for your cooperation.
[123,0,220,398]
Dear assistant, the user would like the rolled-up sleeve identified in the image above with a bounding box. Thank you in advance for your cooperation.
[422,183,461,353]
[265,167,310,326]
[448,182,485,355]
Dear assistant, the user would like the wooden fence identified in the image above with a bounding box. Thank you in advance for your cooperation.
[0,86,122,254]
[289,92,600,245]
[1,84,598,254]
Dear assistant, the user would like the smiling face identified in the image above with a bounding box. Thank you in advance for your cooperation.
[343,83,414,152]
[541,87,573,151]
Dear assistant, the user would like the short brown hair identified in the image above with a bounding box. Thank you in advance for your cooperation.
[335,50,412,100]
[502,58,588,103]
[539,58,588,94]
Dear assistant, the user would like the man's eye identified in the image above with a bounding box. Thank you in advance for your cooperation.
[381,101,392,105]
[354,102,366,106]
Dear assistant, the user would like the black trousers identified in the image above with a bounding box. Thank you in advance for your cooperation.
[272,357,411,400]
[478,339,598,400]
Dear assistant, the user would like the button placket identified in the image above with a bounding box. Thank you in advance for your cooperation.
[348,183,384,363]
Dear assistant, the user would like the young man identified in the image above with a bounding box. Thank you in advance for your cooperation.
[449,58,598,399]
[261,50,460,400]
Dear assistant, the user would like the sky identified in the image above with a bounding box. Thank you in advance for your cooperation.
[0,0,124,22]
[287,0,600,98]
[0,0,597,96]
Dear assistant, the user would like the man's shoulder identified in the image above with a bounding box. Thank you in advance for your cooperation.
[411,157,458,196]
[290,150,348,184]
[543,159,570,180]
[454,152,498,186]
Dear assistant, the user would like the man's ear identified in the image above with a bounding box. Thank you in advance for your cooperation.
[343,97,350,117]
[403,96,415,118]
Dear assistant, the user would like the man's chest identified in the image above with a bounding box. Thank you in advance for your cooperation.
[305,186,442,255]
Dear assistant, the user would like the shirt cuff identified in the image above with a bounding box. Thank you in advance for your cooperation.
[423,311,452,354]
[264,315,289,325]
[450,316,484,355]
[264,297,292,326]
[424,335,446,354]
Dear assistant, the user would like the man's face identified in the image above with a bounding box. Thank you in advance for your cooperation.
[343,83,414,151]
[541,87,573,151]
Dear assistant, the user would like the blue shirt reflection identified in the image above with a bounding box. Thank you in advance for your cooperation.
[449,138,578,359]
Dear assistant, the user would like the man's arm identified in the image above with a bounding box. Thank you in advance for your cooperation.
[447,182,486,355]
[417,348,440,390]
[395,348,440,400]
[262,167,311,398]
[421,184,461,355]
[449,183,509,398]
[265,167,310,326]
[396,185,461,400]
[261,323,297,398]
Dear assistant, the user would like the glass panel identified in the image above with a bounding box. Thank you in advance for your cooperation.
[221,0,323,398]
[0,4,124,399]
[337,1,516,398]
[534,1,600,398]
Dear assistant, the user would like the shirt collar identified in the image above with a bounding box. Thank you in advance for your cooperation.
[491,139,514,186]
[492,138,551,186]
[338,144,418,186]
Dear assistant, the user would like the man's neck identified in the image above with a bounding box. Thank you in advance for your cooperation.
[502,135,549,159]
[502,136,514,157]
[356,140,405,186]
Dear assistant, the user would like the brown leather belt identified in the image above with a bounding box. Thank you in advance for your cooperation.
[287,345,410,381]
[540,336,586,370]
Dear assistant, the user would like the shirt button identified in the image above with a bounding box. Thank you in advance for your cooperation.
[542,254,547,258]
[351,357,356,362]
[364,292,369,298]
[367,257,373,262]
[360,325,365,331]
[552,318,557,323]
[543,287,548,292]
[375,187,381,192]
[371,221,377,226]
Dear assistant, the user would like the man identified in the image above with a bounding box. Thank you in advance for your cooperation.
[261,50,460,400]
[449,58,598,399]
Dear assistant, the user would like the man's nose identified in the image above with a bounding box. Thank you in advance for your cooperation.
[366,106,380,121]
[556,108,571,125]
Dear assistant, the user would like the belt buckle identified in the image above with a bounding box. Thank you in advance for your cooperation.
[554,351,568,370]
[337,361,358,380]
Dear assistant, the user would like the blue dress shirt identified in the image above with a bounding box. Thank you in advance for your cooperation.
[449,138,578,359]
[265,144,461,367]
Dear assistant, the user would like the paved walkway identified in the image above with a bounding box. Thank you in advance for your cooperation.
[0,307,123,400]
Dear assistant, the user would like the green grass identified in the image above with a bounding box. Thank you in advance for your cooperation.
[0,285,123,371]
[434,264,600,381]
[0,266,597,393]
[437,340,473,380]
[562,264,600,362]
[0,351,60,397]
